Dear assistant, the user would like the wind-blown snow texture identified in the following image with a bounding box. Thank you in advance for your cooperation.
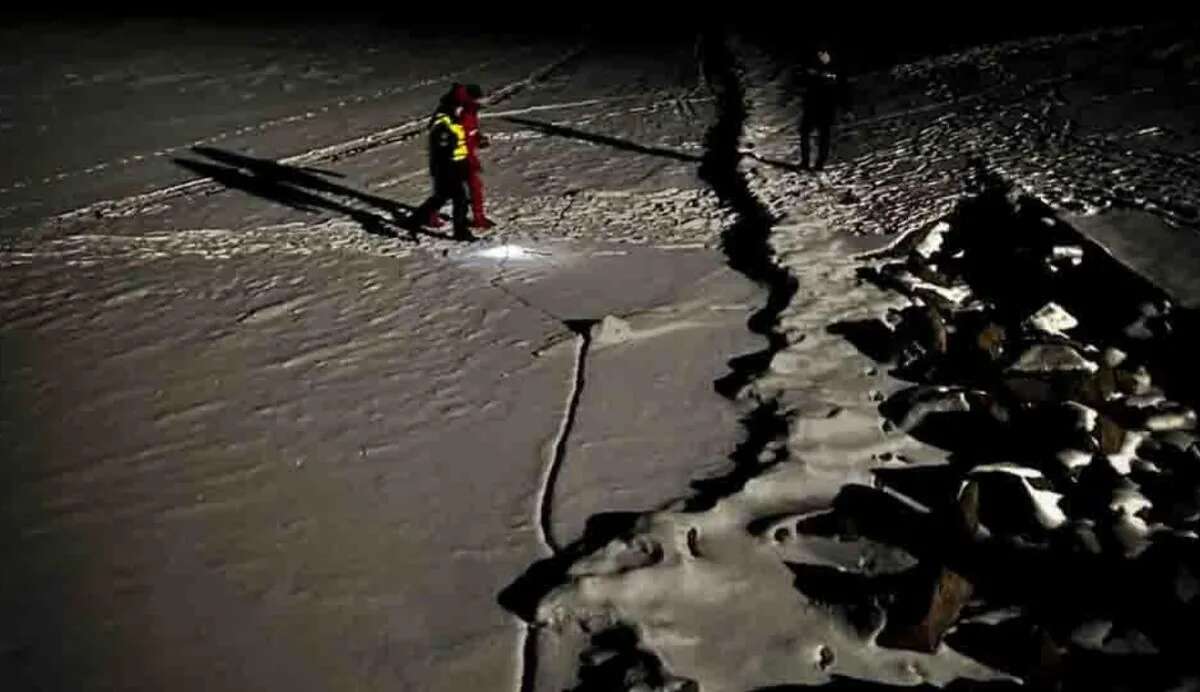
[3,18,1200,692]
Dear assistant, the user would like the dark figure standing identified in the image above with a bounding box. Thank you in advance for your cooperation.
[417,89,474,241]
[800,48,846,171]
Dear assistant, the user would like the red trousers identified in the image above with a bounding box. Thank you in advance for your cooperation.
[466,158,486,221]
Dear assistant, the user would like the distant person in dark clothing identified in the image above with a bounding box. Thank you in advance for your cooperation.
[416,86,474,241]
[800,48,847,171]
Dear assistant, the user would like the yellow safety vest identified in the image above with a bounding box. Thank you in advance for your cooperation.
[434,114,469,162]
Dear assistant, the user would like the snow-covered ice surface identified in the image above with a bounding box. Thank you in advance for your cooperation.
[1,231,760,691]
[2,24,746,691]
[2,246,573,690]
[5,18,1200,692]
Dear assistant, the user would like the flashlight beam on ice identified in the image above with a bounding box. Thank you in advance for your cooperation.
[473,244,552,260]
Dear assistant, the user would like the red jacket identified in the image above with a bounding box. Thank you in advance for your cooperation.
[451,84,484,169]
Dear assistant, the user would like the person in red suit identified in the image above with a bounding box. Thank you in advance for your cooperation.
[458,83,495,230]
[423,84,493,233]
[460,83,494,229]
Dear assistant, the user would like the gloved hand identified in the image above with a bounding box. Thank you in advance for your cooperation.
[478,134,491,149]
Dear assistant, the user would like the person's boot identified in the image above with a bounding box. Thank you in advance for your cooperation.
[815,129,831,171]
[453,226,477,242]
[470,217,496,231]
[426,209,446,228]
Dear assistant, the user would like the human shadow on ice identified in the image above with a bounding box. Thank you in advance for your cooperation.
[172,146,451,241]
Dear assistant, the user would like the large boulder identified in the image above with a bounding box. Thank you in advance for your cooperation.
[877,565,974,654]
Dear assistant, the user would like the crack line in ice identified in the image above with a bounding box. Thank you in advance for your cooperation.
[514,618,539,692]
[488,278,561,326]
[498,33,805,691]
[513,316,596,692]
[550,192,579,237]
[501,32,806,690]
[698,32,798,493]
[537,319,596,554]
